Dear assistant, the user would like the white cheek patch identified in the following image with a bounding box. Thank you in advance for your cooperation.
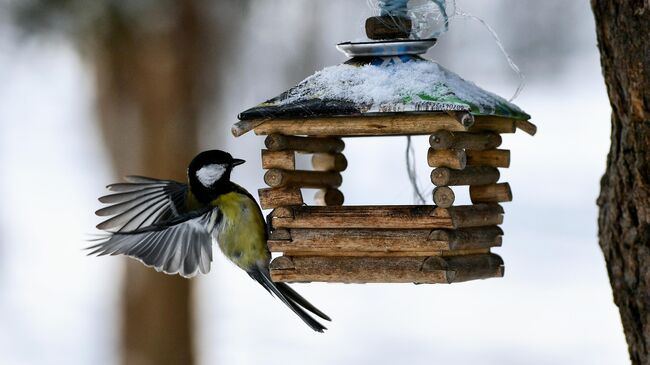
[196,164,227,186]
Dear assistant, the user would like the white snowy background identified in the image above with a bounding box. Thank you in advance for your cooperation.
[0,1,629,364]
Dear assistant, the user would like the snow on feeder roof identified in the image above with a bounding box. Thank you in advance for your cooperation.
[237,55,530,125]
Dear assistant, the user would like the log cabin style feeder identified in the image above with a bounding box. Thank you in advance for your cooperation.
[232,15,536,284]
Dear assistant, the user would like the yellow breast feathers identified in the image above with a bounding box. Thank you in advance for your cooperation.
[212,191,268,268]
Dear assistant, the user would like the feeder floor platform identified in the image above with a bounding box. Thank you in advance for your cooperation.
[270,254,504,284]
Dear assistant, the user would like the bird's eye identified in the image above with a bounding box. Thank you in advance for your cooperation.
[196,164,227,186]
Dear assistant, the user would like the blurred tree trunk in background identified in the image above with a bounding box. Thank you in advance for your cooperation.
[591,2,650,364]
[94,2,204,364]
[11,0,251,363]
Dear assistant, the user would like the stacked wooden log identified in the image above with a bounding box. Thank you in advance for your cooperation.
[259,134,346,209]
[428,130,512,207]
[250,114,536,284]
[267,205,505,283]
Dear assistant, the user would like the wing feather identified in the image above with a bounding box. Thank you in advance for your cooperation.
[155,227,181,271]
[125,199,169,231]
[124,175,168,183]
[139,231,170,266]
[164,229,186,274]
[96,177,188,233]
[88,210,215,278]
[92,176,215,277]
[184,236,200,277]
[95,190,165,217]
[106,183,167,192]
[95,196,168,232]
[99,188,165,204]
[132,230,164,258]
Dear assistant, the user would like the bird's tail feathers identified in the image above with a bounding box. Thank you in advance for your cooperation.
[275,282,331,321]
[249,269,329,333]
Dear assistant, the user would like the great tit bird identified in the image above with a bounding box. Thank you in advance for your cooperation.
[88,150,330,332]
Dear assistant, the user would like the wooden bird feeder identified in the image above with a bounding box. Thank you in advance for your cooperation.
[232,16,536,284]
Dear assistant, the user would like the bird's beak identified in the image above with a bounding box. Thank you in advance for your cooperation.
[231,159,246,167]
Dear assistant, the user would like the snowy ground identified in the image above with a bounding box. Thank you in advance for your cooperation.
[0,1,630,364]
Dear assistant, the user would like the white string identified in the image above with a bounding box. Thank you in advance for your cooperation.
[367,0,525,101]
[406,136,427,205]
[367,0,526,204]
[452,8,526,101]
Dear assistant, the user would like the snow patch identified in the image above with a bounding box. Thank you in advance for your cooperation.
[278,60,524,116]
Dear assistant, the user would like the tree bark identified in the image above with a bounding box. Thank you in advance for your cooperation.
[93,2,206,364]
[592,2,650,364]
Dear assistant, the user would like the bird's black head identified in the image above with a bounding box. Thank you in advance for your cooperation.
[188,150,245,202]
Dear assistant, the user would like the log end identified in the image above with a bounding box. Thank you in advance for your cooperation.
[263,169,285,188]
[264,134,284,151]
[428,229,452,243]
[427,148,467,170]
[433,186,456,208]
[270,256,296,270]
[232,119,265,137]
[429,130,454,150]
[516,120,538,136]
[269,206,294,219]
[268,228,292,240]
[431,167,452,186]
[447,111,475,128]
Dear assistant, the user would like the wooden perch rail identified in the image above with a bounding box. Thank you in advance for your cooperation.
[258,187,303,209]
[261,150,295,170]
[431,166,500,186]
[429,130,502,151]
[267,226,503,255]
[268,204,503,230]
[265,134,344,153]
[427,149,467,170]
[270,254,505,283]
[264,169,342,189]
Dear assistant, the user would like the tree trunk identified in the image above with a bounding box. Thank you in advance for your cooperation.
[93,2,206,364]
[591,2,650,364]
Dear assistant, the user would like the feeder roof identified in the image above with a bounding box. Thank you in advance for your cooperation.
[236,55,530,135]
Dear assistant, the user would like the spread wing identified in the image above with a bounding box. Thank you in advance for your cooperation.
[90,176,220,278]
[88,208,219,278]
[96,176,189,233]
